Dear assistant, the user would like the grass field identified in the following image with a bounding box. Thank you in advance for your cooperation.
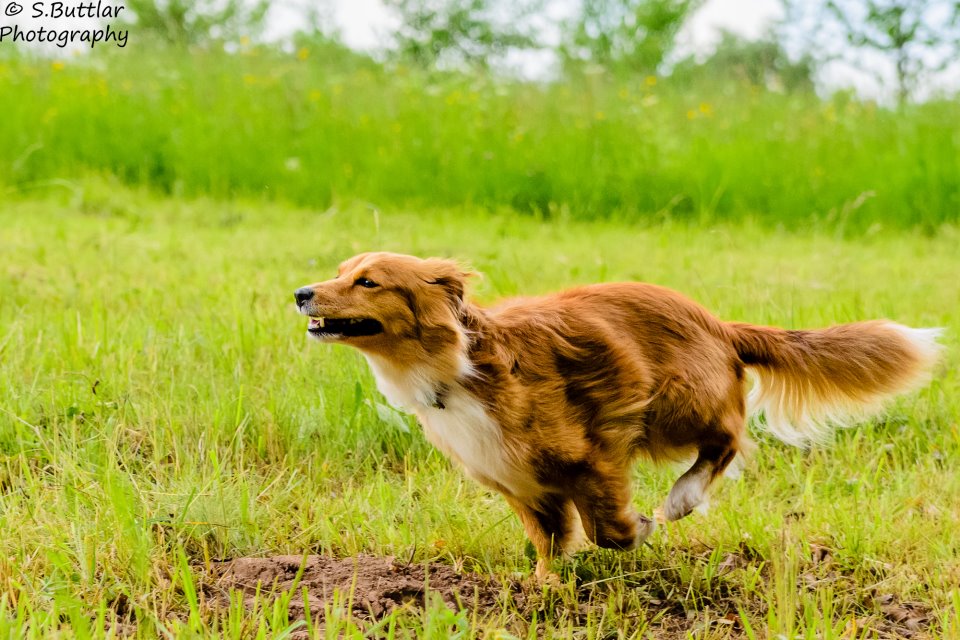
[1,48,959,229]
[1,181,958,637]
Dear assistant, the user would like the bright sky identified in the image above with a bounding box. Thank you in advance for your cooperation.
[267,0,790,83]
[265,0,928,99]
[269,0,784,57]
[676,0,784,53]
[8,0,957,100]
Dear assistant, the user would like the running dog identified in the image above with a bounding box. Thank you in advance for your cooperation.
[294,252,942,579]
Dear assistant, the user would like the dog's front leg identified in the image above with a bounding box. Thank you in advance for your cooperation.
[570,464,656,550]
[504,494,579,584]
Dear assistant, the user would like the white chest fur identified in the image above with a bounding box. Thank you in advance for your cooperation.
[363,355,535,498]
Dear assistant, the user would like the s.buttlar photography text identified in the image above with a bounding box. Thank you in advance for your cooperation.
[1,1,128,48]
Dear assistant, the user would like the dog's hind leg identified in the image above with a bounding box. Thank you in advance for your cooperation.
[659,439,739,522]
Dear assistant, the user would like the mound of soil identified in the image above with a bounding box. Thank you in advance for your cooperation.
[204,552,933,638]
[206,555,517,625]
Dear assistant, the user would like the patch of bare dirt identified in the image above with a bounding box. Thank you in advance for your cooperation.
[203,551,936,638]
[205,554,519,626]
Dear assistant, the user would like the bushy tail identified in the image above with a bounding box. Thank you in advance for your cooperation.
[727,321,943,446]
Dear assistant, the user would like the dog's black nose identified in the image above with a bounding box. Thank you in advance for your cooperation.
[294,287,314,306]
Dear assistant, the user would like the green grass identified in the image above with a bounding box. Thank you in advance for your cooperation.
[1,180,958,637]
[1,47,959,229]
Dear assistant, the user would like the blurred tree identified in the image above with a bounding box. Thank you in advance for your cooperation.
[384,0,541,69]
[287,2,380,72]
[125,0,269,46]
[672,31,816,93]
[560,0,703,74]
[783,0,960,105]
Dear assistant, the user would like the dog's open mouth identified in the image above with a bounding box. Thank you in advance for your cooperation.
[308,317,384,338]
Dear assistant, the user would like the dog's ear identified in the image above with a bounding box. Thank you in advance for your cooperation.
[421,258,474,309]
[409,259,476,347]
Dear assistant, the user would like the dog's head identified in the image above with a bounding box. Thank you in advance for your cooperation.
[294,252,473,359]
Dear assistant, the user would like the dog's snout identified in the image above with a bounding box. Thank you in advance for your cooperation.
[294,287,315,306]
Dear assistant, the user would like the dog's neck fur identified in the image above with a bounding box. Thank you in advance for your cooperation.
[363,303,484,411]
[361,304,535,498]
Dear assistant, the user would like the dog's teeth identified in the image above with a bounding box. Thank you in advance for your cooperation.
[318,317,325,328]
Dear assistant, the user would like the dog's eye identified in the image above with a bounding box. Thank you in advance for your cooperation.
[354,277,379,288]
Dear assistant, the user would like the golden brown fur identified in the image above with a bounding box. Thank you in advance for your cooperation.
[294,252,943,579]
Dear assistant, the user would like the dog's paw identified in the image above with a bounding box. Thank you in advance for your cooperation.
[537,570,563,589]
[534,559,563,588]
